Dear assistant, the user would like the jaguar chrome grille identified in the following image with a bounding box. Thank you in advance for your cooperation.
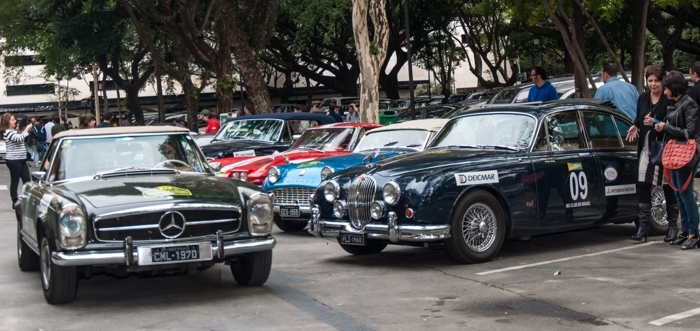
[347,175,376,229]
[94,209,241,242]
[270,188,315,205]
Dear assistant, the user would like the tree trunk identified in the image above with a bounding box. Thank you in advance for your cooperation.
[124,87,145,125]
[352,0,389,124]
[102,74,109,115]
[182,79,199,132]
[156,66,165,123]
[231,40,272,113]
[631,0,650,93]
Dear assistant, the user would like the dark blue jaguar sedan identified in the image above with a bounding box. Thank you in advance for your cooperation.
[308,100,639,263]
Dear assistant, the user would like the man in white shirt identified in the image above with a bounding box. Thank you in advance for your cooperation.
[44,117,55,144]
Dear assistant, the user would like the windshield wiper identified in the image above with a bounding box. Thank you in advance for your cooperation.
[383,141,399,147]
[94,167,179,180]
[479,145,521,151]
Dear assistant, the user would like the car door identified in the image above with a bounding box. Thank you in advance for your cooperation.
[581,111,638,223]
[20,140,60,250]
[530,110,604,229]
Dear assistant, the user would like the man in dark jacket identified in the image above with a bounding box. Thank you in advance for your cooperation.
[96,111,113,128]
[51,117,66,136]
[688,61,700,106]
[327,103,344,122]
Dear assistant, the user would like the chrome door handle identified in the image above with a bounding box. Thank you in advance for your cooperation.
[578,152,592,157]
[19,194,28,199]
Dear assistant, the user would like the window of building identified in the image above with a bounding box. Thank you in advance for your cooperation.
[4,55,44,67]
[5,84,55,96]
[88,80,118,90]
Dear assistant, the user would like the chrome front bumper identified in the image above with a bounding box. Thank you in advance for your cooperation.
[307,205,450,243]
[51,236,276,267]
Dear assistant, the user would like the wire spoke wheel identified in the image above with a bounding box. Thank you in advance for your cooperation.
[650,185,667,227]
[461,203,497,252]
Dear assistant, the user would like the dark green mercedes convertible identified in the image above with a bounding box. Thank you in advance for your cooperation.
[15,126,275,304]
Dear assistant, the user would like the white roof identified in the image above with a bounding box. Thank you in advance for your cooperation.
[53,126,190,139]
[367,119,449,133]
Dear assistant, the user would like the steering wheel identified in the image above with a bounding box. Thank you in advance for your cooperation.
[155,159,193,171]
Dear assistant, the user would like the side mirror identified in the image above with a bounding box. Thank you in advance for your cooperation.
[31,171,46,182]
[292,134,302,141]
[209,162,221,172]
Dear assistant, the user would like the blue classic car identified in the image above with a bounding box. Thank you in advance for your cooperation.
[263,119,449,232]
[308,101,640,263]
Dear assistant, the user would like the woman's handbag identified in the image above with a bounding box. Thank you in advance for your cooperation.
[662,130,699,191]
[649,138,665,166]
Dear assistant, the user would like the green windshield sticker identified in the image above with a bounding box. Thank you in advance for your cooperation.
[61,140,72,148]
[141,186,193,198]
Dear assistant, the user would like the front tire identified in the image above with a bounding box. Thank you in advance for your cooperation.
[40,237,78,304]
[445,190,506,264]
[273,215,308,232]
[337,239,387,255]
[649,185,668,235]
[231,250,272,286]
[17,222,39,271]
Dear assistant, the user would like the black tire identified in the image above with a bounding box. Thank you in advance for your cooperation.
[649,185,668,236]
[231,250,272,286]
[273,216,307,232]
[445,190,506,264]
[40,237,78,304]
[336,239,388,255]
[17,222,39,271]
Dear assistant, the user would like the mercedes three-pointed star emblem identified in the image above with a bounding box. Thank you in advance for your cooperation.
[159,211,187,239]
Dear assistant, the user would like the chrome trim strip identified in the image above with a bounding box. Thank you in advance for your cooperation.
[312,218,450,242]
[97,219,238,232]
[95,204,242,221]
[51,237,276,267]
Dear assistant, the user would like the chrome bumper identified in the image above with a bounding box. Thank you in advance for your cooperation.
[51,236,276,267]
[307,206,450,243]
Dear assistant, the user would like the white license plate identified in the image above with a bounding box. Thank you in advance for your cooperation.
[137,242,213,266]
[280,206,301,217]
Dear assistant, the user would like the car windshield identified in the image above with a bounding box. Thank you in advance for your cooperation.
[289,128,355,151]
[354,129,430,152]
[486,89,520,104]
[213,119,283,142]
[48,133,211,181]
[430,114,536,149]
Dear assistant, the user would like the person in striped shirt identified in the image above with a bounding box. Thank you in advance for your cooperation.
[1,113,33,207]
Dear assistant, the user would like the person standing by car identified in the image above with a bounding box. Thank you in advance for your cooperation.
[31,117,47,164]
[200,109,220,134]
[25,117,39,167]
[654,71,700,249]
[688,62,700,105]
[51,117,66,136]
[527,67,558,102]
[327,103,343,122]
[347,103,360,122]
[626,66,679,242]
[1,113,33,207]
[43,117,55,145]
[78,113,96,129]
[594,63,639,120]
[95,111,113,128]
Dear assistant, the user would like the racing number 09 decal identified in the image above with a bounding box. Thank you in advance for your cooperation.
[569,171,588,201]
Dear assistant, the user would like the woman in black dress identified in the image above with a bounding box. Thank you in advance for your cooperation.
[626,65,679,242]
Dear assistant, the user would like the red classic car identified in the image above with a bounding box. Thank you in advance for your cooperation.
[212,122,382,185]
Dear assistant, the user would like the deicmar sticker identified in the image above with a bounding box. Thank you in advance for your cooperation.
[455,171,499,186]
[233,150,256,157]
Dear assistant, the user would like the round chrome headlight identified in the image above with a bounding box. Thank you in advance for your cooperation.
[333,200,346,218]
[382,181,401,205]
[230,172,239,180]
[268,167,280,184]
[370,201,386,220]
[248,193,273,235]
[321,166,334,180]
[240,172,248,181]
[324,180,340,202]
[58,205,87,249]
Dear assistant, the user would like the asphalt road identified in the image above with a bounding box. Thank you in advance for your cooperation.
[1,165,700,330]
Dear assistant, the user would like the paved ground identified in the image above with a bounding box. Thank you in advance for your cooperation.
[1,165,700,330]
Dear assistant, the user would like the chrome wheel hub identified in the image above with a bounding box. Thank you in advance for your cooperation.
[651,185,668,227]
[40,242,51,290]
[462,203,497,252]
